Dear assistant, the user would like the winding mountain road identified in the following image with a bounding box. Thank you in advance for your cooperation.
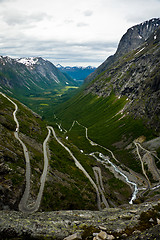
[134,141,160,193]
[136,142,160,179]
[0,93,110,211]
[2,91,159,212]
[48,126,109,210]
[0,92,50,213]
[19,127,50,213]
[93,167,109,209]
[134,141,151,189]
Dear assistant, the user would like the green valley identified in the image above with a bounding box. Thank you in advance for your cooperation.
[0,17,160,216]
[0,16,160,240]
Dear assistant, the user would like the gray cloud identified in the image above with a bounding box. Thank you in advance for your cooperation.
[77,22,89,27]
[120,0,160,24]
[0,34,117,66]
[64,19,74,24]
[83,10,93,17]
[2,10,51,26]
[126,13,160,24]
[0,0,159,67]
[0,0,11,2]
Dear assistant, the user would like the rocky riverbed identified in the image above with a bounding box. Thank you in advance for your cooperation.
[1,200,160,239]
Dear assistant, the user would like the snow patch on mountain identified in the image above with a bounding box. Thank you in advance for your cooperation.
[17,57,39,66]
[135,47,145,55]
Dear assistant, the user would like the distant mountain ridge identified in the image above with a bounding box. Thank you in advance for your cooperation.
[57,64,96,81]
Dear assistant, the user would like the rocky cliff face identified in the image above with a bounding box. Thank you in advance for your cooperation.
[85,18,160,83]
[115,18,160,57]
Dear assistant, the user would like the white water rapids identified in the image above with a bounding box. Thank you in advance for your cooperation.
[98,153,138,204]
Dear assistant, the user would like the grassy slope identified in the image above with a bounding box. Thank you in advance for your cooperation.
[55,92,155,174]
[53,89,160,204]
[55,92,154,143]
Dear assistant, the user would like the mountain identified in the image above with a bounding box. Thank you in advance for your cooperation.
[85,18,160,83]
[85,26,160,132]
[0,56,77,96]
[115,17,160,57]
[54,18,160,206]
[0,56,80,117]
[55,18,160,132]
[57,64,96,82]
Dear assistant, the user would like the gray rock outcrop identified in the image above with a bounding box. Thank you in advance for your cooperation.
[0,201,160,239]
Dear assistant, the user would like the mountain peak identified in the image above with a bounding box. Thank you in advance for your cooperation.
[16,57,44,67]
[116,17,160,57]
[17,57,38,66]
[85,18,160,83]
[56,64,63,68]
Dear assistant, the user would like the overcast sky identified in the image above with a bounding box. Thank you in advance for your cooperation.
[0,0,160,67]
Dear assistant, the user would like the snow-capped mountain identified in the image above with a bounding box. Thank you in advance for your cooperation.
[0,56,77,95]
